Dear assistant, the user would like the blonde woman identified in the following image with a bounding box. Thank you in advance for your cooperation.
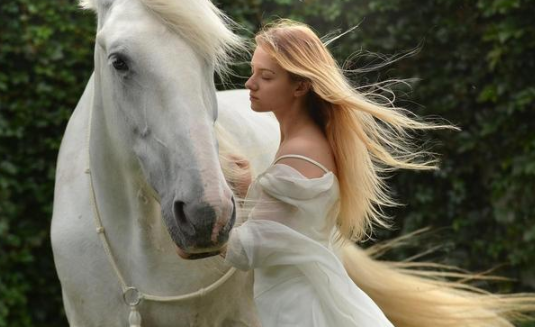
[220,19,535,327]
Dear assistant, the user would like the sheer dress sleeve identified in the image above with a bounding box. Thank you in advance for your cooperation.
[224,165,336,271]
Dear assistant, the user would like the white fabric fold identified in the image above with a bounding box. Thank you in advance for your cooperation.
[224,164,394,327]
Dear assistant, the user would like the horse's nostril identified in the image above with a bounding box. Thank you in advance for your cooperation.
[173,201,187,224]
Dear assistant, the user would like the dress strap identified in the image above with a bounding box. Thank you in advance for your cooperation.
[273,154,330,174]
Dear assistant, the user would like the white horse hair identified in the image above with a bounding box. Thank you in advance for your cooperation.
[80,0,243,73]
[51,0,279,325]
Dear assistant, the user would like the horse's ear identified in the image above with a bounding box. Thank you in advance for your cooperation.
[80,0,115,11]
[79,0,95,10]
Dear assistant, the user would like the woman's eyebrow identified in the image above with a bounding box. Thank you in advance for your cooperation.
[250,64,276,74]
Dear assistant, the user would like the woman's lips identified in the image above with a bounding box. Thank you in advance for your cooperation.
[250,95,259,100]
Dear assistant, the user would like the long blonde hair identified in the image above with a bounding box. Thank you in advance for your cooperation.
[218,18,535,327]
[255,19,458,243]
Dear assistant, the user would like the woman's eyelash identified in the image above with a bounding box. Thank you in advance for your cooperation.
[249,68,272,79]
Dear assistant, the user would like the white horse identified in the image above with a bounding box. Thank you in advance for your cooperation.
[51,0,279,325]
[53,0,535,326]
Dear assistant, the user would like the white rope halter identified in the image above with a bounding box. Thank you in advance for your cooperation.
[84,86,236,326]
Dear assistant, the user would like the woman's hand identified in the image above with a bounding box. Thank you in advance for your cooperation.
[219,243,228,258]
[227,154,253,199]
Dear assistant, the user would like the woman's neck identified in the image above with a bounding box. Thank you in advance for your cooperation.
[274,100,315,144]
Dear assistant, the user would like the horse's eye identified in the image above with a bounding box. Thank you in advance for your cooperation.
[112,57,129,71]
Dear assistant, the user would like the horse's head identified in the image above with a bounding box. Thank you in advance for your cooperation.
[84,0,243,258]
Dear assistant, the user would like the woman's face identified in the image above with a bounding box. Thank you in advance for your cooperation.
[245,46,299,113]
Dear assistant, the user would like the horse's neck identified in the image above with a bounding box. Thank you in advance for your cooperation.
[215,90,280,176]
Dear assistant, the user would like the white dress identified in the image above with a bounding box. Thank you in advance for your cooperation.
[225,154,394,327]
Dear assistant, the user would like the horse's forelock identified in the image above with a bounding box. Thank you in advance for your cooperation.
[138,0,245,75]
[81,0,245,75]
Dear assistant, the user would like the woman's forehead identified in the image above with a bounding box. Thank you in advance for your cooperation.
[251,46,281,72]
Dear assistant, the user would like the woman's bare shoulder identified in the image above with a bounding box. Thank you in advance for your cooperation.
[276,134,337,179]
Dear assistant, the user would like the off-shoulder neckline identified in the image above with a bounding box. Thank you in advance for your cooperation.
[270,163,338,182]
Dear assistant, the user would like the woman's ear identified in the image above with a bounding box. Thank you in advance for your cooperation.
[294,80,310,97]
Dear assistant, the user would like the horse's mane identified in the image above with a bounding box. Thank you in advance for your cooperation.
[79,0,245,75]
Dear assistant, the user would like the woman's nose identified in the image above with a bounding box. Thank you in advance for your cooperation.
[245,76,257,90]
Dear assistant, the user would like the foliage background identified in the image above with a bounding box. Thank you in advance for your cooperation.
[0,0,533,325]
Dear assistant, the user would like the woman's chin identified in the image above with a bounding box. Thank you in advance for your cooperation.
[250,105,269,113]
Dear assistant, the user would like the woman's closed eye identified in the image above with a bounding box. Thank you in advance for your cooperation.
[251,67,274,79]
[249,74,271,81]
[260,72,274,80]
